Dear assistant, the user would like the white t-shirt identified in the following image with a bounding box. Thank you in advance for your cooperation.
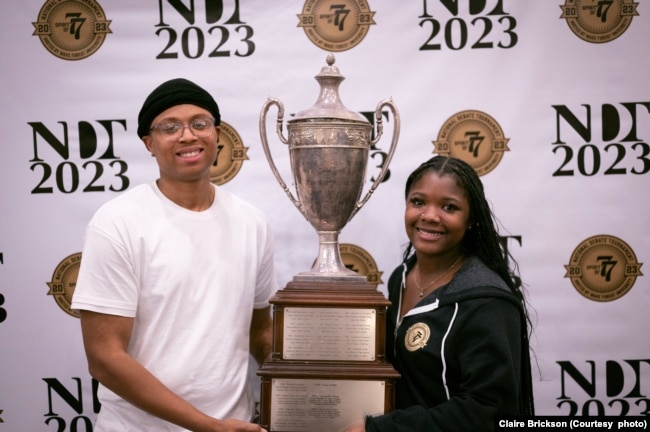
[71,182,278,431]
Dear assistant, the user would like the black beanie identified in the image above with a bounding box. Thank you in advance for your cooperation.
[137,78,221,138]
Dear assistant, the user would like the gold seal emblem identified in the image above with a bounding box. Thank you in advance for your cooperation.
[47,252,82,318]
[210,121,249,185]
[560,0,639,44]
[564,235,643,302]
[405,322,430,352]
[433,110,510,176]
[340,243,384,286]
[297,0,376,52]
[32,0,112,60]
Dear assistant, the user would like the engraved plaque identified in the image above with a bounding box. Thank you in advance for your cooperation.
[283,307,376,361]
[270,379,385,432]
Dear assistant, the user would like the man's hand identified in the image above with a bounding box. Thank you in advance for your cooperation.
[213,418,268,432]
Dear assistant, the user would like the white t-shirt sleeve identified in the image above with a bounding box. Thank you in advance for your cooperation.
[71,222,139,317]
[254,220,279,309]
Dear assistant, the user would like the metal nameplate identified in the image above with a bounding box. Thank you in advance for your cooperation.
[283,307,376,361]
[270,378,385,432]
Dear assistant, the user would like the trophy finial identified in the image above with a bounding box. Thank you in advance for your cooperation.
[292,55,366,122]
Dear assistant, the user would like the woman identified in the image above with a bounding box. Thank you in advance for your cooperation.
[348,156,534,432]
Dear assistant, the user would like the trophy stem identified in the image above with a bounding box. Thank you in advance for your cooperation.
[293,231,367,283]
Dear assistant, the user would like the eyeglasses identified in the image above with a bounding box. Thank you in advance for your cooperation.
[149,117,216,140]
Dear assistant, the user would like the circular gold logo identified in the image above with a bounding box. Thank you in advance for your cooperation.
[564,235,643,302]
[47,252,82,318]
[340,243,383,286]
[210,121,249,185]
[405,322,430,352]
[297,0,376,52]
[432,110,510,176]
[560,0,639,43]
[32,0,112,60]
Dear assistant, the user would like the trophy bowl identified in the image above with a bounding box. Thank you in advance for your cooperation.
[260,54,399,283]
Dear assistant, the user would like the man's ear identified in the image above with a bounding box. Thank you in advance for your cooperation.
[142,136,154,155]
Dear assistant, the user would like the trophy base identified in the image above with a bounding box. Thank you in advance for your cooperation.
[258,279,399,432]
[292,271,367,283]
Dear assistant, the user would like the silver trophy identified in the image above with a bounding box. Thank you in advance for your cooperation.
[260,54,400,282]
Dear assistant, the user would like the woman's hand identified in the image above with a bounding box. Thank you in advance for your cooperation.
[343,422,366,432]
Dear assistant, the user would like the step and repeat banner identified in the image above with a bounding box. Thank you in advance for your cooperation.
[0,0,648,430]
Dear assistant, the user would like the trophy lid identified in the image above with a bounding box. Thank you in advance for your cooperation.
[290,54,369,124]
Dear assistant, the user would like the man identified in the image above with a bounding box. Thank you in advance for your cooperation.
[71,78,277,432]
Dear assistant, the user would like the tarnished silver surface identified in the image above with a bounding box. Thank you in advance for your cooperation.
[270,379,385,432]
[283,307,376,361]
[260,54,400,282]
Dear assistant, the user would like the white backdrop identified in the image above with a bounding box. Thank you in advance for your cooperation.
[0,1,648,430]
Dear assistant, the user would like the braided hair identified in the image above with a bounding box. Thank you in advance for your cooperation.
[402,155,535,415]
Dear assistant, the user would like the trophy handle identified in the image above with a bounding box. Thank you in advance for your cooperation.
[259,97,304,213]
[350,97,400,220]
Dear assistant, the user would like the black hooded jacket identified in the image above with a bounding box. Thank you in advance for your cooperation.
[366,255,532,432]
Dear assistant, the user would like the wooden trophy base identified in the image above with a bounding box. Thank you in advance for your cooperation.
[258,279,399,432]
